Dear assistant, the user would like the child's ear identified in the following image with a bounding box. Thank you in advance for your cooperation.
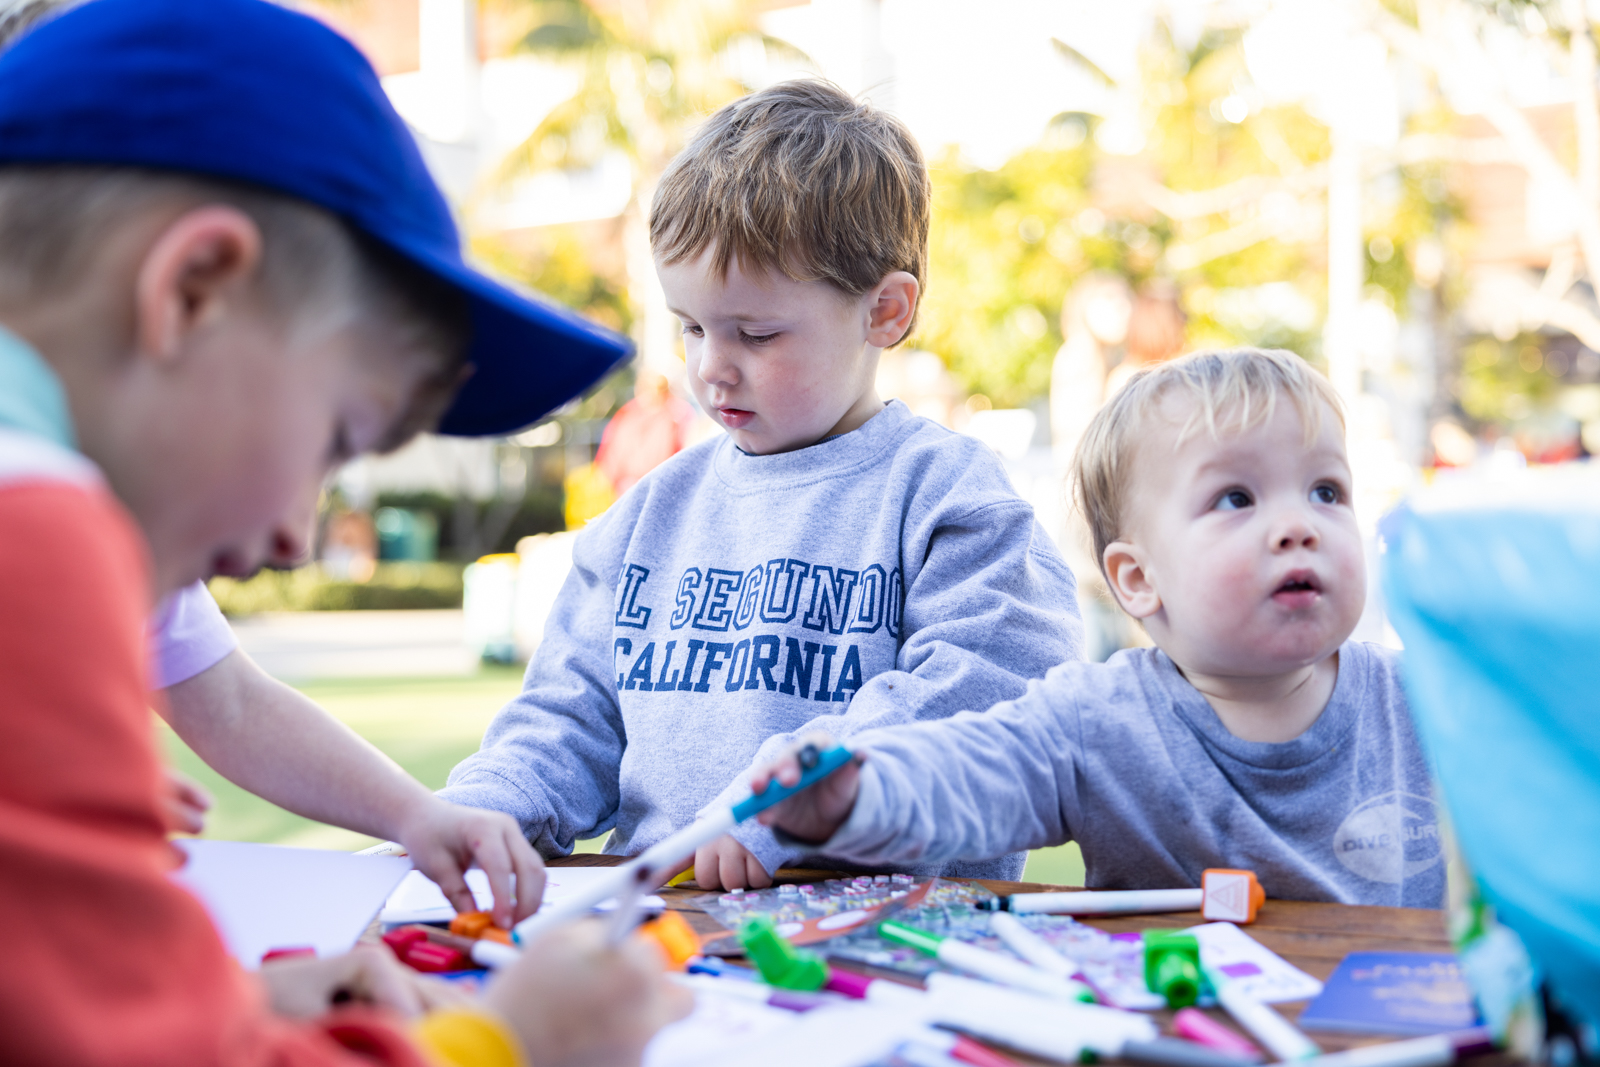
[1103,540,1161,619]
[865,271,919,348]
[134,206,264,363]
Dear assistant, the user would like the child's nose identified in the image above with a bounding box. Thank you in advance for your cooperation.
[1272,510,1320,551]
[696,339,739,386]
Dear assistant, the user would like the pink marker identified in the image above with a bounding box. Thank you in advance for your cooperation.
[1174,1008,1263,1063]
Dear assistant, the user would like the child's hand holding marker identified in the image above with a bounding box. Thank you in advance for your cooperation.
[483,921,693,1067]
[750,734,864,844]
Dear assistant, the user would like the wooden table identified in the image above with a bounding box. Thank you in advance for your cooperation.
[551,855,1499,1062]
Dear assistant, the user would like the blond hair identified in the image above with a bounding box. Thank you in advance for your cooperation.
[650,79,929,343]
[1072,347,1345,579]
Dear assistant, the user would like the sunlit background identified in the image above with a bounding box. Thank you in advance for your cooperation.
[189,0,1600,882]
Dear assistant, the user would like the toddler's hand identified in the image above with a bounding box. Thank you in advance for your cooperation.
[751,734,862,844]
[161,767,213,835]
[483,919,692,1067]
[396,797,547,928]
[693,836,773,891]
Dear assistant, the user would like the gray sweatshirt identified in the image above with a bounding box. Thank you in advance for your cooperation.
[812,641,1444,907]
[442,401,1083,878]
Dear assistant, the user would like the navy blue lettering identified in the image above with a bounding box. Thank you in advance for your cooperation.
[803,567,859,635]
[653,640,681,691]
[612,638,633,690]
[733,565,764,630]
[848,564,886,634]
[760,559,810,624]
[886,567,905,639]
[670,569,702,629]
[724,639,752,691]
[832,645,863,702]
[623,642,655,690]
[812,644,839,701]
[778,638,820,698]
[747,635,781,690]
[676,640,705,691]
[614,564,652,629]
[693,568,744,631]
[696,642,734,692]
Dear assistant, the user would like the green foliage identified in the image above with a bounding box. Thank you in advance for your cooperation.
[1458,335,1565,424]
[209,563,466,616]
[473,228,631,334]
[920,141,1096,406]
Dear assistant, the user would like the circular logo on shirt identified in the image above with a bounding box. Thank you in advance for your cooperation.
[1332,791,1442,884]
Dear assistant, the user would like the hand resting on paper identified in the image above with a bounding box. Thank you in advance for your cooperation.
[395,796,547,928]
[161,766,214,835]
[749,733,864,845]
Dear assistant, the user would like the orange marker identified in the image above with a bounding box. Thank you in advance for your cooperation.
[636,910,700,970]
[450,910,513,945]
[1200,869,1264,924]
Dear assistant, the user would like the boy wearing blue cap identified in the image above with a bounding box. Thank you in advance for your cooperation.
[442,81,1084,891]
[0,1,686,1065]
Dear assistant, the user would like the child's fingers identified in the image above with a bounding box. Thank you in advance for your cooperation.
[426,861,479,921]
[744,851,773,890]
[344,944,427,1019]
[693,843,723,890]
[471,835,517,928]
[504,828,546,922]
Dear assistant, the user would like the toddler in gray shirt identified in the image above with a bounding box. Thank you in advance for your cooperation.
[745,347,1444,908]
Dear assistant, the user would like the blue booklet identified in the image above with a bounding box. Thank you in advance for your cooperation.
[1299,952,1481,1034]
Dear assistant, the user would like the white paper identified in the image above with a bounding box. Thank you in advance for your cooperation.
[172,839,413,969]
[380,865,665,924]
[647,984,923,1067]
[1191,921,1325,1003]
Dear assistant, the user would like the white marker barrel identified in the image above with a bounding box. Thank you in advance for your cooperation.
[1293,1036,1455,1067]
[1213,982,1320,1062]
[1007,888,1203,915]
[936,939,1094,1002]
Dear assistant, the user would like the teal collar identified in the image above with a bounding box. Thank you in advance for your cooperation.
[0,326,76,450]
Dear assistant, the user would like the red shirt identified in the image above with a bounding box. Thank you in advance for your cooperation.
[0,476,428,1067]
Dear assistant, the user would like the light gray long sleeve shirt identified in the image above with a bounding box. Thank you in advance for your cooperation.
[814,641,1444,907]
[441,401,1083,878]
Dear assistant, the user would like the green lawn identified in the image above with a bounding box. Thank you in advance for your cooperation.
[158,668,1083,885]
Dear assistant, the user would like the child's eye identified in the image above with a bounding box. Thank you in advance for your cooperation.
[741,330,779,345]
[1214,489,1253,511]
[680,323,703,337]
[1311,483,1342,505]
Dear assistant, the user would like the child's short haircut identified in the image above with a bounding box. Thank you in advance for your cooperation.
[649,79,929,341]
[0,166,470,450]
[1073,347,1345,578]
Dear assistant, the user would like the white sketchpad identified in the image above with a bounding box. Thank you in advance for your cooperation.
[172,839,413,969]
[381,864,665,925]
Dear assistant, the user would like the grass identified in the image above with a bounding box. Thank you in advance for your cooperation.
[158,668,1083,885]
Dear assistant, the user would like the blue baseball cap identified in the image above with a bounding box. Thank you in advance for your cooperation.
[0,0,631,436]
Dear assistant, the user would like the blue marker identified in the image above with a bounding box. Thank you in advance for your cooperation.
[509,744,855,948]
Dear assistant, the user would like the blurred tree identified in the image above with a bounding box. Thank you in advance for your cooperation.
[485,0,804,373]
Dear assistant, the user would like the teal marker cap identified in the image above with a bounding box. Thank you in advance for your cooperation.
[730,744,855,823]
[877,920,944,956]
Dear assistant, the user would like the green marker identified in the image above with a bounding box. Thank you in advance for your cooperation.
[878,920,1096,1003]
[738,916,828,991]
[1142,930,1201,1008]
